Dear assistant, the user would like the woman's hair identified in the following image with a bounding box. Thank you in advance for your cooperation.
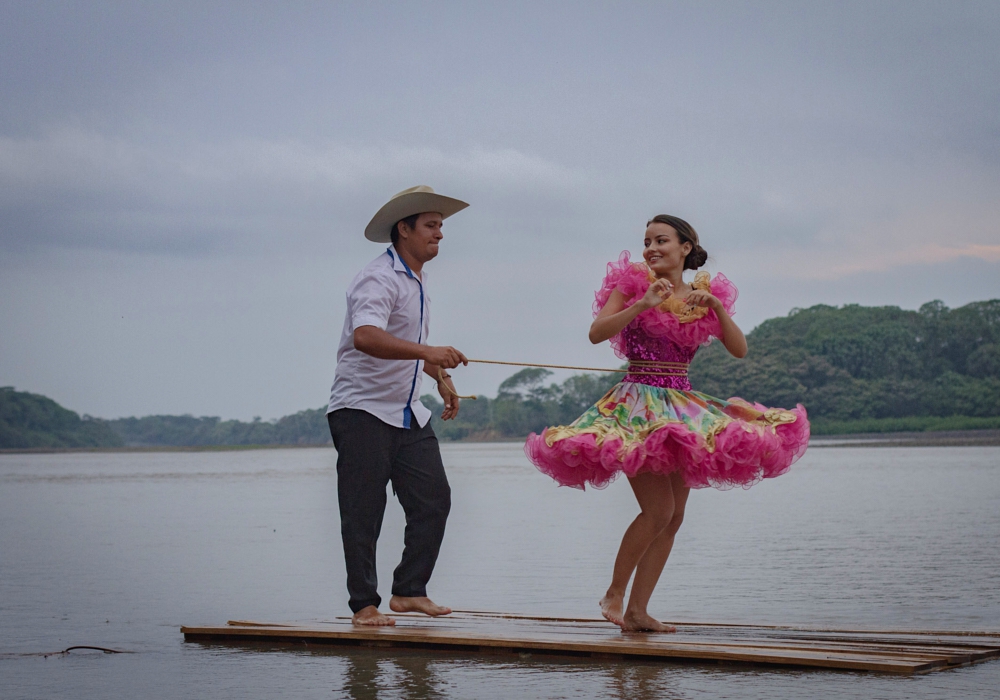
[646,214,708,270]
[390,213,421,245]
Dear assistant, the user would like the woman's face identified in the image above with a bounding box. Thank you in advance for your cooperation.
[643,222,691,275]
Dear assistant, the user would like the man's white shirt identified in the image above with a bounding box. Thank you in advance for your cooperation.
[328,248,433,429]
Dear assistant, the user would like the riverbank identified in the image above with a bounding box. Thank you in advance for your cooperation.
[4,428,1000,454]
[0,443,334,455]
[810,415,1000,435]
[810,429,1000,448]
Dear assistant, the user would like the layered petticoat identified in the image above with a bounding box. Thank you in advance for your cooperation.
[525,382,809,491]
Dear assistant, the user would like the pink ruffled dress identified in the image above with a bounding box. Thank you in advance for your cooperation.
[525,252,810,490]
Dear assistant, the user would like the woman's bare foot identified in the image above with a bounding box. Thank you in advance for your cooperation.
[599,593,625,626]
[352,606,395,627]
[621,610,676,633]
[388,596,452,617]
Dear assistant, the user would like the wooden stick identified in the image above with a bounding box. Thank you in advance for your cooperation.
[468,358,688,374]
[437,359,690,401]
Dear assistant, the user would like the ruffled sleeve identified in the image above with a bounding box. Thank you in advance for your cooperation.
[593,251,650,315]
[710,272,738,317]
[593,251,738,354]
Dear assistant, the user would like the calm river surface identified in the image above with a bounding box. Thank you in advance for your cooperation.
[2,443,999,699]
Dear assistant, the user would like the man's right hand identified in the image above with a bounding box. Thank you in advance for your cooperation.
[422,345,469,369]
[354,326,469,368]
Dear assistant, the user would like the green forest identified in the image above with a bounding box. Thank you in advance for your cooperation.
[2,298,998,449]
[0,387,124,449]
[106,409,331,447]
[688,298,1000,434]
[424,298,1000,439]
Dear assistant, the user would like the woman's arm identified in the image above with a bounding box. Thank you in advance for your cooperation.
[685,290,748,358]
[589,279,672,344]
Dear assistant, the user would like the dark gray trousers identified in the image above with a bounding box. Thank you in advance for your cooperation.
[327,408,451,613]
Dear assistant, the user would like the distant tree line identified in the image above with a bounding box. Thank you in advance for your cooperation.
[689,299,1000,434]
[0,388,331,450]
[420,368,619,441]
[2,299,997,449]
[425,298,1000,438]
[0,387,124,449]
[106,409,332,447]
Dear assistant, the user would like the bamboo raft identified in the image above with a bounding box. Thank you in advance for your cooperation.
[181,611,1000,674]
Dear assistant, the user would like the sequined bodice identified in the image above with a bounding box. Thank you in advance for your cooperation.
[620,324,697,390]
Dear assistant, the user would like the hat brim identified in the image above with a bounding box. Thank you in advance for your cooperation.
[365,192,469,242]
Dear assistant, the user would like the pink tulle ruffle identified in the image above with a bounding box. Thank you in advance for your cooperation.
[593,251,739,355]
[525,403,809,491]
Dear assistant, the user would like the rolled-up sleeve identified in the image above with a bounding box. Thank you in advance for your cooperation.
[350,268,396,331]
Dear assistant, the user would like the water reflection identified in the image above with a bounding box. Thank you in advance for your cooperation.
[600,661,683,699]
[342,651,444,700]
[222,644,699,700]
[199,641,696,699]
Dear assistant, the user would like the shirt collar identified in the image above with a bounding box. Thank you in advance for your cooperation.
[386,246,417,280]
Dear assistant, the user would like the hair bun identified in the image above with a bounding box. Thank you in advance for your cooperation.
[684,244,708,270]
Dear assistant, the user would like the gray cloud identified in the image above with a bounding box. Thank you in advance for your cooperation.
[1,1,998,419]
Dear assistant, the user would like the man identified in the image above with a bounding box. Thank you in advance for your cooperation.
[327,185,469,627]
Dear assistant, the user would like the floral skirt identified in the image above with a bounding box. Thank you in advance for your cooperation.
[525,382,810,490]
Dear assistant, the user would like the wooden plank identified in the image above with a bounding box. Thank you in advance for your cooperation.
[180,629,932,673]
[180,613,1000,675]
[452,610,1000,639]
[448,615,1000,656]
[737,636,999,662]
[184,624,940,674]
[228,616,1000,657]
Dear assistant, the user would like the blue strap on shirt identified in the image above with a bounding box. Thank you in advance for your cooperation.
[387,247,424,429]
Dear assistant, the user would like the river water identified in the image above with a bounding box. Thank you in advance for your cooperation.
[2,443,998,699]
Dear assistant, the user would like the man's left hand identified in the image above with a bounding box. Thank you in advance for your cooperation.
[438,379,460,420]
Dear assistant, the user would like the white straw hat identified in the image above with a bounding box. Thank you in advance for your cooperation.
[364,185,469,243]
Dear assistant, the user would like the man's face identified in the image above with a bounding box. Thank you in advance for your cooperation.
[398,212,444,263]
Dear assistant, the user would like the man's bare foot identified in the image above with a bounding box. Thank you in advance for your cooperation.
[388,595,452,617]
[621,610,676,633]
[352,606,395,627]
[599,593,625,626]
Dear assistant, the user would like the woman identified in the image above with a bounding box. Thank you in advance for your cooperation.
[525,215,809,632]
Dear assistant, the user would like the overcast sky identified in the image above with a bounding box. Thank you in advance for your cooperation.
[2,1,998,421]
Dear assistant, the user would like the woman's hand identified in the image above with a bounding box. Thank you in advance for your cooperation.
[589,280,669,345]
[686,289,747,358]
[639,279,673,310]
[685,289,722,311]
